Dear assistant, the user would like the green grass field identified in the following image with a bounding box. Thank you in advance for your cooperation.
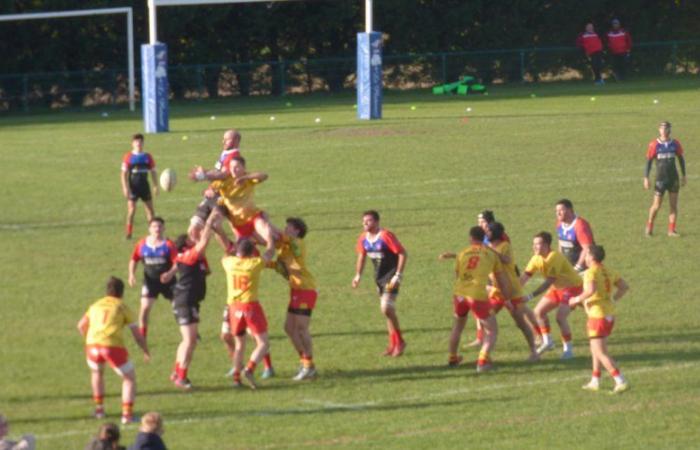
[2,77,700,449]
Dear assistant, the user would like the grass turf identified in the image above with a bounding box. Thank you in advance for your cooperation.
[1,77,700,449]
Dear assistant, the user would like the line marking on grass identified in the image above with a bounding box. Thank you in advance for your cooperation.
[34,360,700,442]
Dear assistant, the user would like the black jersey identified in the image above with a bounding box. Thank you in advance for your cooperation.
[356,229,405,284]
[173,247,208,304]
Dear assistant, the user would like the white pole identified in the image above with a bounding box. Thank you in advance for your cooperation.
[148,0,158,44]
[127,9,135,111]
[365,0,372,32]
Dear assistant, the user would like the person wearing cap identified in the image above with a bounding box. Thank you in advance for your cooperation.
[607,19,632,80]
[644,121,687,237]
[576,23,605,84]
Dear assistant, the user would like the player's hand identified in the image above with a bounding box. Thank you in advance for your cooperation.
[351,274,361,288]
[122,188,129,199]
[643,177,650,190]
[438,252,456,260]
[262,247,275,263]
[189,166,206,182]
[160,272,173,284]
[128,273,136,287]
[388,272,402,289]
[681,176,687,187]
[204,187,216,198]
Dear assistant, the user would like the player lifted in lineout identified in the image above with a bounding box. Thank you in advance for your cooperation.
[120,134,158,240]
[644,121,687,237]
[352,210,408,357]
[77,277,150,424]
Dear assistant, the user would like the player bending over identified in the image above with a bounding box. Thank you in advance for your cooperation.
[77,276,150,424]
[569,245,630,393]
[128,217,177,339]
[446,226,511,372]
[520,232,582,359]
[121,134,158,239]
[352,210,407,357]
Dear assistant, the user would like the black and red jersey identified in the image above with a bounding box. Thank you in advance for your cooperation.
[131,238,177,280]
[173,247,209,303]
[356,229,405,284]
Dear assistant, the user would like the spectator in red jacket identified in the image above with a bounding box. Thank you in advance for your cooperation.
[576,23,604,85]
[607,18,632,80]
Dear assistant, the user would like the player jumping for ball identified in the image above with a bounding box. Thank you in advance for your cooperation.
[121,134,158,240]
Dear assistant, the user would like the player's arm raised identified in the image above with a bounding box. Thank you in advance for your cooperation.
[235,171,268,186]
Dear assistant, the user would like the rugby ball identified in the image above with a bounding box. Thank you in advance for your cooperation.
[159,168,176,192]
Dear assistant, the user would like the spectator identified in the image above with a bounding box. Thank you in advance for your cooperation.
[0,414,35,450]
[85,423,125,450]
[607,18,632,80]
[129,412,167,450]
[576,23,605,84]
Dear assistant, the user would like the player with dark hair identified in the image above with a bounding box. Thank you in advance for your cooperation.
[486,222,540,361]
[77,276,150,424]
[277,217,318,380]
[555,199,595,272]
[128,217,177,339]
[222,238,274,389]
[520,232,583,359]
[121,134,158,239]
[352,210,408,357]
[160,215,217,390]
[607,19,632,81]
[569,244,630,393]
[576,23,604,84]
[447,226,511,371]
[644,121,687,237]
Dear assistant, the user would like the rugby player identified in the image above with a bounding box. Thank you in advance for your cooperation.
[128,217,177,339]
[120,134,158,240]
[520,232,582,359]
[486,222,539,361]
[569,245,630,393]
[555,199,594,271]
[222,239,274,389]
[448,226,511,371]
[77,276,150,424]
[644,121,687,237]
[352,210,408,357]
[278,217,318,380]
[161,214,217,390]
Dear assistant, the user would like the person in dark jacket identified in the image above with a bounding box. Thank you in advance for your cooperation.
[85,423,125,450]
[129,412,167,450]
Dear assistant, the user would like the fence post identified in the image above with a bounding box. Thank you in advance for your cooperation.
[520,50,525,82]
[279,59,286,96]
[671,42,678,74]
[22,74,29,112]
[441,53,447,83]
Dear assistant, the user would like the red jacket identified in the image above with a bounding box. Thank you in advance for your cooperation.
[576,32,603,56]
[607,29,632,54]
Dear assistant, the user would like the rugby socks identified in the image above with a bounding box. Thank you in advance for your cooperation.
[93,395,104,415]
[301,354,314,369]
[539,327,552,345]
[232,370,241,384]
[139,326,148,338]
[176,363,188,381]
[668,220,676,233]
[611,369,626,385]
[394,329,404,344]
[126,223,133,237]
[476,328,484,342]
[246,361,257,374]
[590,370,601,386]
[122,402,133,418]
[477,350,490,366]
[448,353,461,364]
[561,333,572,352]
[263,353,272,370]
[646,221,654,234]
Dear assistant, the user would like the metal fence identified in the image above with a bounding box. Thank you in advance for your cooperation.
[1,40,698,112]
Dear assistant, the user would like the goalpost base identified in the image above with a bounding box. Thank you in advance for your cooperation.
[141,43,169,133]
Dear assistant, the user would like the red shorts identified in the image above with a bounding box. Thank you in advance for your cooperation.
[453,295,492,320]
[229,301,268,336]
[288,289,317,315]
[544,285,583,305]
[232,211,265,239]
[85,345,130,373]
[587,316,615,338]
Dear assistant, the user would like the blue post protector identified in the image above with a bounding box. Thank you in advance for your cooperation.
[357,32,383,120]
[141,43,169,133]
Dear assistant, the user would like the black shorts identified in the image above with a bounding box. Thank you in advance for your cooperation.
[172,297,201,326]
[191,196,226,227]
[376,276,399,296]
[655,178,680,195]
[129,182,152,202]
[142,277,175,300]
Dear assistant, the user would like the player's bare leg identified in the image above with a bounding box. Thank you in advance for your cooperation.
[288,314,315,379]
[143,199,155,223]
[534,298,558,354]
[646,193,663,236]
[477,316,498,372]
[448,315,467,366]
[522,306,542,345]
[590,337,627,392]
[90,365,105,418]
[466,319,484,348]
[381,294,405,356]
[173,323,198,389]
[138,297,156,339]
[254,215,281,260]
[555,303,573,359]
[243,332,270,390]
[120,368,136,422]
[284,314,305,356]
[510,305,539,361]
[125,200,136,239]
[232,334,246,387]
[668,192,680,236]
[583,339,603,391]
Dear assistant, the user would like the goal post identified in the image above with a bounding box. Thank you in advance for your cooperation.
[0,7,136,111]
[143,0,381,132]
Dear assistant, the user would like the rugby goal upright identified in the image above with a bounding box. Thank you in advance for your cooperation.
[143,0,382,133]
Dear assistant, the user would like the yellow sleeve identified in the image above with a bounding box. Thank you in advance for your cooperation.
[492,253,503,272]
[524,255,538,274]
[583,268,595,284]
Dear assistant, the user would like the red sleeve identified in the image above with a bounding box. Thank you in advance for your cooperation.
[575,219,594,246]
[146,153,155,169]
[167,240,178,264]
[131,240,144,262]
[222,150,241,171]
[675,140,684,157]
[177,248,201,266]
[646,140,657,160]
[121,152,131,171]
[382,230,405,254]
[355,234,367,255]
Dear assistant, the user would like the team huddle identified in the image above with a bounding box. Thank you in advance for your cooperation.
[77,121,687,424]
